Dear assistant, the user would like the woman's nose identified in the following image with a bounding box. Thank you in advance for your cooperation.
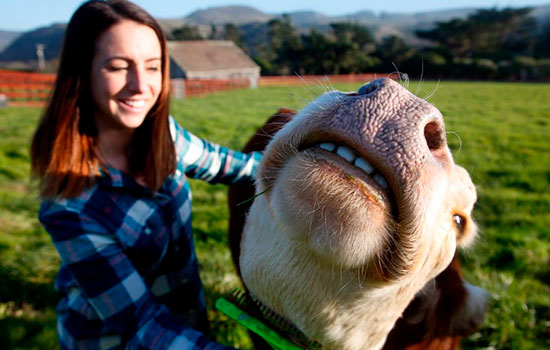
[127,66,147,93]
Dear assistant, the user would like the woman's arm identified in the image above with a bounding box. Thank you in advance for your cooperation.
[170,117,262,185]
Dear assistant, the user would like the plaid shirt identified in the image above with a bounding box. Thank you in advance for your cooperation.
[39,117,262,350]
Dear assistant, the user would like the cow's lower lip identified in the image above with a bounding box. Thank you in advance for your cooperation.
[301,147,394,213]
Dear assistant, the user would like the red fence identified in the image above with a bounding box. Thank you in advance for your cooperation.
[0,70,55,107]
[170,78,250,99]
[0,70,251,107]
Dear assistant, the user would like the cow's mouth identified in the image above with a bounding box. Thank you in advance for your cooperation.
[297,141,398,220]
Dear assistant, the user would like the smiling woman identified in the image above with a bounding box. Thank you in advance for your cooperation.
[31,0,174,198]
[29,1,261,349]
[91,20,163,176]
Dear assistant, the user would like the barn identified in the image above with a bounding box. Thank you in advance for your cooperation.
[168,40,261,98]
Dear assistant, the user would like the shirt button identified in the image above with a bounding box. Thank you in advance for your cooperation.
[174,246,180,251]
[144,227,152,234]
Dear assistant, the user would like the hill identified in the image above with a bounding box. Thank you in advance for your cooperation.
[1,4,549,69]
[172,5,480,30]
[0,30,21,53]
[185,5,272,25]
[0,24,65,64]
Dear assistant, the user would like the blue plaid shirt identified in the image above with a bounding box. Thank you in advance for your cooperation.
[39,117,262,349]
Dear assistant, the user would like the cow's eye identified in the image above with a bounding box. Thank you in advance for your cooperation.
[453,214,466,236]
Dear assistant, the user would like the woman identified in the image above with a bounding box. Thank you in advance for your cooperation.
[31,1,260,349]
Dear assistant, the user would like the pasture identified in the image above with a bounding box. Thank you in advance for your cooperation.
[0,81,548,349]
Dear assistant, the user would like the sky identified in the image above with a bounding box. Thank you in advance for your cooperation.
[1,0,549,32]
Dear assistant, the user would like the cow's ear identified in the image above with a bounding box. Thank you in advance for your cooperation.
[264,109,296,134]
[245,109,296,152]
[275,108,298,117]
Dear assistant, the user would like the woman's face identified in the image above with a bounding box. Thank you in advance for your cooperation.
[90,20,162,131]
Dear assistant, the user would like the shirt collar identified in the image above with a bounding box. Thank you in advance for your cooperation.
[95,164,172,203]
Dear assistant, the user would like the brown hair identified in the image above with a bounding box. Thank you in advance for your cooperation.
[31,0,175,198]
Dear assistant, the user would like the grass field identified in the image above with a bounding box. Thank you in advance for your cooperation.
[0,81,549,350]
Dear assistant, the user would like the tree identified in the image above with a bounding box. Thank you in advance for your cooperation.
[375,35,416,71]
[172,25,203,40]
[327,23,378,74]
[223,23,244,48]
[300,29,333,74]
[416,18,473,59]
[330,22,375,51]
[208,24,218,40]
[266,14,303,75]
[416,7,536,60]
[535,16,550,57]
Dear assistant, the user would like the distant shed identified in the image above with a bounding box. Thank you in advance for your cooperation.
[168,40,260,98]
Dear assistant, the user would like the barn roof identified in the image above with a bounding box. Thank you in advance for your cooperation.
[168,40,259,73]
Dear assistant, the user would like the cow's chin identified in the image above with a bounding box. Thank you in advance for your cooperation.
[268,149,394,270]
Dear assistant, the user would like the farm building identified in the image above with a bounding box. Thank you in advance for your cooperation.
[168,40,260,98]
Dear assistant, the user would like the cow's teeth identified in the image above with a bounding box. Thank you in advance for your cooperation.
[373,174,389,189]
[317,142,390,192]
[319,142,336,152]
[336,146,355,163]
[354,157,374,175]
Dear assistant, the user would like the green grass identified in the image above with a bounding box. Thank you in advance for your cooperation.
[0,81,549,349]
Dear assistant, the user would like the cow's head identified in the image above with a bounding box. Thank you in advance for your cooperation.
[239,78,482,350]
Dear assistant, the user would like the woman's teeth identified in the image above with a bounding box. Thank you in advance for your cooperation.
[124,100,145,108]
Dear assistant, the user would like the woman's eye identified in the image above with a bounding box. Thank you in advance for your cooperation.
[453,214,466,236]
[107,66,128,71]
[147,66,160,72]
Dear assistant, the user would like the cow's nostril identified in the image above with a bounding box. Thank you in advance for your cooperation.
[358,81,379,95]
[424,121,446,151]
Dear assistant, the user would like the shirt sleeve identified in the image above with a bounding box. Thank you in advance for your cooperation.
[40,204,235,350]
[169,116,262,185]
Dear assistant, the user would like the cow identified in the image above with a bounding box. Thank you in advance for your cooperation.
[228,79,489,350]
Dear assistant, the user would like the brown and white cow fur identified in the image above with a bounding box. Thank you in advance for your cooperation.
[228,79,488,350]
